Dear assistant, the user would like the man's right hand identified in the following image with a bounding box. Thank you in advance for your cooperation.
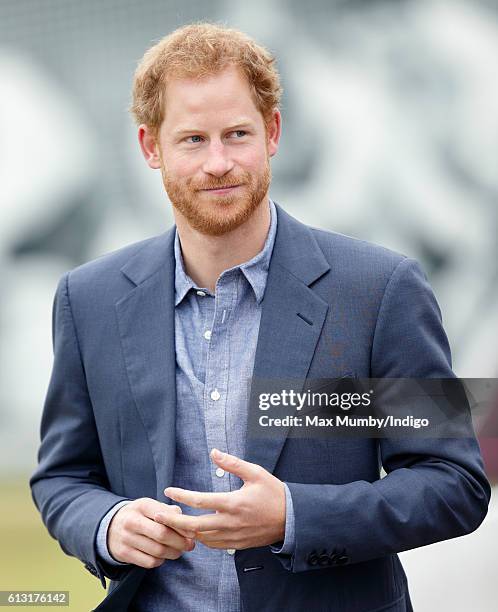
[107,498,195,569]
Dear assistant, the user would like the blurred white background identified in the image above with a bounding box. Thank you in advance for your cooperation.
[0,1,497,609]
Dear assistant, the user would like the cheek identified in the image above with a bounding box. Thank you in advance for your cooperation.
[234,147,267,172]
[165,157,198,180]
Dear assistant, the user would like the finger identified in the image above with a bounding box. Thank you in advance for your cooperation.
[209,448,263,482]
[154,510,226,536]
[128,533,186,560]
[142,518,195,551]
[198,535,251,550]
[139,498,183,519]
[124,547,166,570]
[164,487,232,512]
[153,511,198,537]
[196,537,231,550]
[196,529,246,545]
[195,529,225,543]
[135,500,191,538]
[127,509,189,544]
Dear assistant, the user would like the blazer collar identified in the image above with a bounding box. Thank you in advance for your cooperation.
[269,203,330,286]
[119,202,330,290]
[120,227,176,287]
[116,202,331,484]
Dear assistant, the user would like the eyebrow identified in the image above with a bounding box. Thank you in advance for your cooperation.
[172,121,254,137]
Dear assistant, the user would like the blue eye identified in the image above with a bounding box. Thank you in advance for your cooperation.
[233,130,246,137]
[187,135,203,143]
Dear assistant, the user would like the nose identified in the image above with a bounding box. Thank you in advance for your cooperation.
[201,141,235,177]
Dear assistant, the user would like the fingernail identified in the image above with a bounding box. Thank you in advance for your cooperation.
[212,448,224,460]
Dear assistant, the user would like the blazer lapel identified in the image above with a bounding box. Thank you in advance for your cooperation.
[245,204,330,474]
[115,229,177,502]
[113,204,330,494]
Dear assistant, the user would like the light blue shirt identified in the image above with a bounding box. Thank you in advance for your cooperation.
[96,199,295,611]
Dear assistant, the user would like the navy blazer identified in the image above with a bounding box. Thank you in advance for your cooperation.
[30,203,490,612]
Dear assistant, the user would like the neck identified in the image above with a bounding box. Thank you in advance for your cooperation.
[175,197,271,293]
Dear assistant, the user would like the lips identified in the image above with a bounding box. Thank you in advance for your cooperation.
[201,184,242,195]
[202,185,241,191]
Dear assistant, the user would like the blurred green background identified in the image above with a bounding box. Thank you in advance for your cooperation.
[1,479,104,610]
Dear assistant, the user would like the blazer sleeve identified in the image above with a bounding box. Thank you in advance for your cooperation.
[283,258,491,572]
[29,272,130,587]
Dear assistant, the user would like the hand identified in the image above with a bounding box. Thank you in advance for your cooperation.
[107,498,195,569]
[154,449,286,551]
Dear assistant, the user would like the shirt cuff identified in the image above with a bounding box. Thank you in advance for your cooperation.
[96,500,132,566]
[269,483,295,555]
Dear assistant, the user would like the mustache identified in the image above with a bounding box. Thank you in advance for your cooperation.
[192,175,249,191]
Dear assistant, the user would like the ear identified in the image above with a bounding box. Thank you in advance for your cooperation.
[266,108,282,158]
[138,124,162,169]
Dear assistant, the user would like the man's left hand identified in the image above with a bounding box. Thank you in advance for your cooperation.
[154,448,286,550]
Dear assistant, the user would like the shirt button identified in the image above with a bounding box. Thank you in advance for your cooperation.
[203,330,212,340]
[215,467,225,477]
[226,549,236,555]
[196,290,206,297]
[210,389,221,401]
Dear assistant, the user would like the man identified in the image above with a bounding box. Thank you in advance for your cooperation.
[30,23,490,612]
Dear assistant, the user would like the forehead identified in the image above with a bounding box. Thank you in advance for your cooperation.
[162,65,262,129]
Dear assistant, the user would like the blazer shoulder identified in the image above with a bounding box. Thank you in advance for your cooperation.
[66,234,163,288]
[58,234,173,312]
[309,225,409,278]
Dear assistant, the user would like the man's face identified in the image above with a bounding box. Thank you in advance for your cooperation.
[146,65,280,236]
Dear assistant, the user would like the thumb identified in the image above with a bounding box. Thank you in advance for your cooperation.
[210,448,263,482]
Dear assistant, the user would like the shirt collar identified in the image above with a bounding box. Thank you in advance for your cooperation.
[174,198,278,306]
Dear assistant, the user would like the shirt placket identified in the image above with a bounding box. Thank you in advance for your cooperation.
[203,271,239,612]
[204,271,237,492]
